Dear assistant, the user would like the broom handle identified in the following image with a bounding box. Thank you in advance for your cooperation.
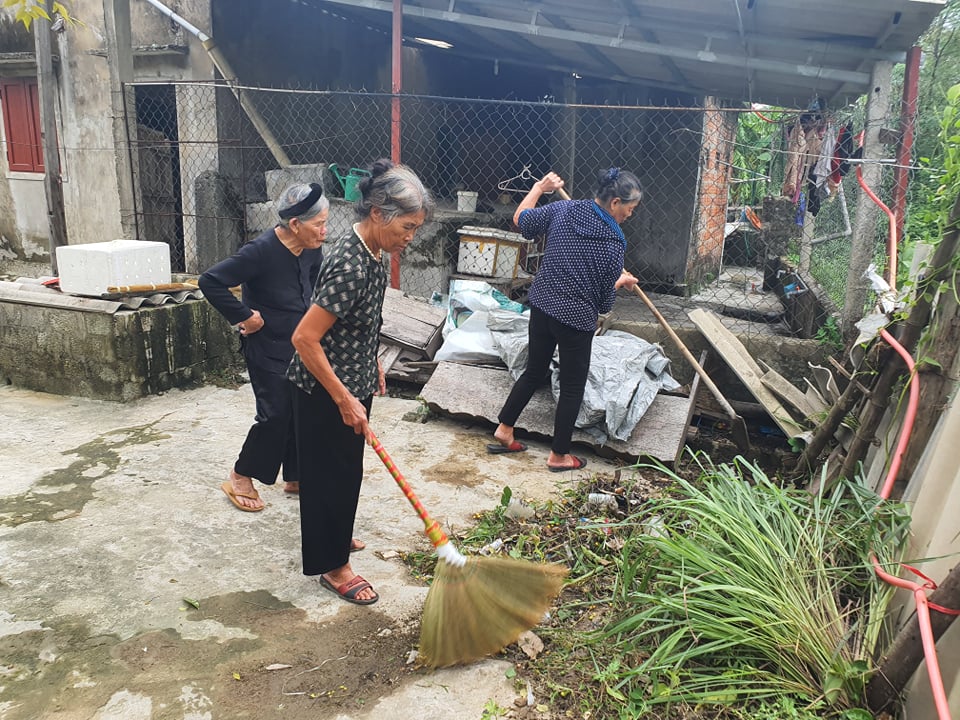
[367,431,465,565]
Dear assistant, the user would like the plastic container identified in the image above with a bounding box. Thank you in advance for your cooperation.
[56,240,171,297]
[457,190,478,212]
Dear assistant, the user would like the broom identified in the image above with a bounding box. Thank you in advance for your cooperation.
[367,430,567,668]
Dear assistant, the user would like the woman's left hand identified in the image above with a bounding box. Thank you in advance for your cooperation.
[615,270,639,291]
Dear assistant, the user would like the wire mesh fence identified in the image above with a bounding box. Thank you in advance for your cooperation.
[126,81,897,350]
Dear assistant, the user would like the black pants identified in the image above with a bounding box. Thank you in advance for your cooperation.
[497,306,593,455]
[293,383,372,576]
[235,361,298,485]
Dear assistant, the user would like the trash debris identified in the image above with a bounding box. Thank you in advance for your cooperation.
[517,630,544,659]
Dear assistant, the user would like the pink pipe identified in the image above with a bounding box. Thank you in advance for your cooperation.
[877,328,920,500]
[857,164,899,291]
[856,162,950,717]
[871,553,952,718]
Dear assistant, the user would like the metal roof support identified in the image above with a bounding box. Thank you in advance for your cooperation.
[317,0,872,86]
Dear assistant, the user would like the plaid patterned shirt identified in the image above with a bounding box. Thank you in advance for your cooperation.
[287,230,387,398]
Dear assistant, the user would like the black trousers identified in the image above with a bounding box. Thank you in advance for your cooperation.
[292,383,372,576]
[497,306,594,455]
[234,361,298,485]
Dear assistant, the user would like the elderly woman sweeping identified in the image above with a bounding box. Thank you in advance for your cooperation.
[488,168,642,472]
[288,160,434,605]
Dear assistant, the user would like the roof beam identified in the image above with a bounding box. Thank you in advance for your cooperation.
[443,0,906,63]
[316,0,873,86]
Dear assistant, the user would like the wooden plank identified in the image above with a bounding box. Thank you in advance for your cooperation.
[380,288,445,358]
[758,359,819,423]
[377,343,403,375]
[688,308,805,439]
[675,351,705,466]
[420,361,689,463]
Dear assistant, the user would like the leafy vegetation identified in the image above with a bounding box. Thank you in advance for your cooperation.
[408,456,911,719]
[3,0,75,29]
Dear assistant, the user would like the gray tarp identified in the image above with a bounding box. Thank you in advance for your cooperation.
[487,310,680,444]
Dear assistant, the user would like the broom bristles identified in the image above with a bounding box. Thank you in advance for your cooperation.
[419,555,567,668]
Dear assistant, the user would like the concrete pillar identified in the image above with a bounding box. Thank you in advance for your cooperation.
[101,0,138,239]
[841,61,893,337]
[194,171,241,271]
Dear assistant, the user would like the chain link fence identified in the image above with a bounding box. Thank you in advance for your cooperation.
[127,81,897,349]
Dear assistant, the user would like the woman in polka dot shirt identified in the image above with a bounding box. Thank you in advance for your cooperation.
[487,168,641,472]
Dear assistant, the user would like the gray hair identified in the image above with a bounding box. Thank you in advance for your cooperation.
[277,183,329,227]
[355,160,435,223]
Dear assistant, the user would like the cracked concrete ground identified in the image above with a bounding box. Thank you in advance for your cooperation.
[0,382,622,720]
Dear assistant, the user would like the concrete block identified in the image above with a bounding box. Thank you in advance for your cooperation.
[264,163,335,200]
[194,171,242,272]
[245,201,276,237]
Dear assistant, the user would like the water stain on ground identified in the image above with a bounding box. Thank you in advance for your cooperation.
[0,590,423,720]
[0,421,170,527]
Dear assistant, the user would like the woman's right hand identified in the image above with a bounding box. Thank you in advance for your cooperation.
[337,393,370,436]
[238,309,264,336]
[536,172,565,195]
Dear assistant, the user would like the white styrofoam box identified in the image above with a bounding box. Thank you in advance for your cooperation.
[57,240,171,296]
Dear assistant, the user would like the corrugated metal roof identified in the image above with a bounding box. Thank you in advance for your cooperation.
[312,0,945,106]
[0,280,204,314]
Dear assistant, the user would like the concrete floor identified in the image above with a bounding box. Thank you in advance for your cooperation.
[0,382,624,720]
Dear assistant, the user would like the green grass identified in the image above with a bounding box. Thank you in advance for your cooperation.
[415,455,912,719]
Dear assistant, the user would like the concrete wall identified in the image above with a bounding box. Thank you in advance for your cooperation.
[0,0,215,277]
[0,296,240,401]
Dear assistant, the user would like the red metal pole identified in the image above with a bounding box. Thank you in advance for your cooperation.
[390,0,403,289]
[891,46,921,260]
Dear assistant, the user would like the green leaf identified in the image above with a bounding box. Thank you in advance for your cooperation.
[183,597,200,609]
[841,710,874,720]
[499,486,512,507]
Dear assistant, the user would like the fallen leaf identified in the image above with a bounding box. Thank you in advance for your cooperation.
[517,630,544,659]
[183,597,200,610]
[264,664,292,671]
[232,672,241,681]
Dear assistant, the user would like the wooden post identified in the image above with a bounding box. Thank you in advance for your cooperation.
[102,0,138,240]
[33,2,67,273]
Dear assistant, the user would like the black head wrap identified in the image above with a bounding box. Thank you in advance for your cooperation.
[278,183,323,220]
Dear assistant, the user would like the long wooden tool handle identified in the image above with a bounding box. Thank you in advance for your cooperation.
[630,284,738,420]
[367,431,450,550]
[106,282,198,294]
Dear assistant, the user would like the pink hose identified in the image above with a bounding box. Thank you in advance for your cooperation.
[857,165,899,291]
[857,161,951,716]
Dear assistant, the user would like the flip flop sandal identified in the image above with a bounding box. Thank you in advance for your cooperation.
[547,456,588,473]
[486,441,527,454]
[220,480,264,512]
[318,574,379,605]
